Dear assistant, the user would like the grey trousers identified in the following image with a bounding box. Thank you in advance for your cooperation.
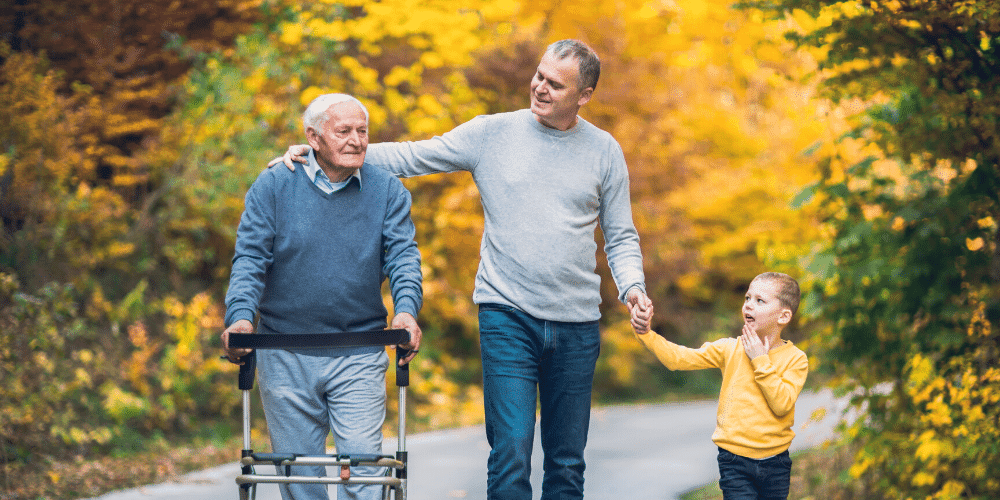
[258,348,389,500]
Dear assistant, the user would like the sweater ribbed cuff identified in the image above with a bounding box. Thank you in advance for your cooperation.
[225,308,255,328]
[393,297,420,320]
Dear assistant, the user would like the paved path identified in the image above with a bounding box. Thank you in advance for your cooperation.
[91,389,846,500]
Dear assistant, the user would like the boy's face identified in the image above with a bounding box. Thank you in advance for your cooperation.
[742,278,792,336]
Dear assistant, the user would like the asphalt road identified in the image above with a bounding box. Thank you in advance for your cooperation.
[90,389,846,500]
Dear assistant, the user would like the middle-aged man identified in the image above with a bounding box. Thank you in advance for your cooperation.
[222,93,423,500]
[275,40,652,499]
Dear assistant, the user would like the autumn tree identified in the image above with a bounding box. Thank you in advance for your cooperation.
[747,0,1000,496]
[0,0,267,347]
[0,1,265,489]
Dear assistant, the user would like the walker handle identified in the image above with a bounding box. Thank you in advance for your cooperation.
[238,351,256,390]
[395,348,410,387]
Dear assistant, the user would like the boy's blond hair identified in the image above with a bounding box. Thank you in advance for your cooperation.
[752,272,800,315]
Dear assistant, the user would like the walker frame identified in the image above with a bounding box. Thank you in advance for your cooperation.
[229,330,412,500]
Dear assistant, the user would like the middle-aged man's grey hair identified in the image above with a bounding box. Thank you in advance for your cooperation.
[303,93,369,135]
[546,39,601,92]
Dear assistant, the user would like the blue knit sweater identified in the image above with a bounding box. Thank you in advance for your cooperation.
[224,162,422,345]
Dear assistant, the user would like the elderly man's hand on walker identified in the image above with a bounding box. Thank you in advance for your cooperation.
[392,312,422,365]
[221,319,254,364]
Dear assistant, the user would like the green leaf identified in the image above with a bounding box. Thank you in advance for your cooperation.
[791,183,819,208]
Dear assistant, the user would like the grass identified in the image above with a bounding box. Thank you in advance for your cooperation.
[680,442,860,500]
[2,436,240,500]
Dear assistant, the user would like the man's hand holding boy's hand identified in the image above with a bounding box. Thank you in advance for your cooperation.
[266,144,311,171]
[740,323,770,359]
[626,288,654,335]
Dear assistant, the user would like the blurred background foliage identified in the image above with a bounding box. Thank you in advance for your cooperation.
[747,0,1000,497]
[0,0,997,498]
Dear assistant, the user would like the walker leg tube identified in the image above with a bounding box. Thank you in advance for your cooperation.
[397,386,406,454]
[395,387,408,499]
[240,390,253,500]
[395,348,409,500]
[243,390,252,450]
[237,351,256,500]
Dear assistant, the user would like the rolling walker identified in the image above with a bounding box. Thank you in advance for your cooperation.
[228,329,412,500]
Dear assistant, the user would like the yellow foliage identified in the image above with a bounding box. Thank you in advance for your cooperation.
[915,430,945,461]
[279,22,305,46]
[101,384,151,425]
[848,452,871,478]
[937,481,968,499]
[163,292,223,372]
[906,353,933,393]
[913,471,937,487]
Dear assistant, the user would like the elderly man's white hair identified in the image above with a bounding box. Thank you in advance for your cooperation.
[302,93,369,135]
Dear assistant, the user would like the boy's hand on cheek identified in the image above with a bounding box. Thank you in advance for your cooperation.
[740,323,769,359]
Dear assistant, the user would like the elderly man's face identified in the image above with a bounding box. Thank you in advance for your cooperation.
[307,101,368,175]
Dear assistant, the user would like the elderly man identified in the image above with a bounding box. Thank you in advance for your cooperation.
[223,93,423,500]
[275,40,651,499]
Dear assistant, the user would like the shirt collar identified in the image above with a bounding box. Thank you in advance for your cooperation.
[305,149,363,190]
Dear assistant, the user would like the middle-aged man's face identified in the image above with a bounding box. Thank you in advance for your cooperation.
[530,51,593,130]
[307,101,369,175]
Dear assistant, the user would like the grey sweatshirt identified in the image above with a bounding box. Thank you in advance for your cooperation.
[365,109,645,322]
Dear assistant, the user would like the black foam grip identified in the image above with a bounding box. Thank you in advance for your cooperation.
[238,351,256,390]
[395,348,410,387]
[229,329,409,349]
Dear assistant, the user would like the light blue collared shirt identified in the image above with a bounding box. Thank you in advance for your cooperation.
[304,149,362,194]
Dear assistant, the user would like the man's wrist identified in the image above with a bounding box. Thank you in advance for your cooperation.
[394,311,416,321]
[623,284,645,302]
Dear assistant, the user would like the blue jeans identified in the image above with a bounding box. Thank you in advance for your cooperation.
[717,447,792,500]
[478,303,602,500]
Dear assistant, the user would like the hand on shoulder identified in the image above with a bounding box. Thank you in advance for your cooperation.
[265,144,311,171]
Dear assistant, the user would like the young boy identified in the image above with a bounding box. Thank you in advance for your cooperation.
[629,272,808,500]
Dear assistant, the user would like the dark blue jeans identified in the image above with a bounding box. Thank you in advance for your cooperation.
[478,304,602,500]
[717,447,792,500]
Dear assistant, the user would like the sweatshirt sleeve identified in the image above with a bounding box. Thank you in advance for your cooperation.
[382,178,423,318]
[364,116,489,178]
[750,349,809,417]
[635,331,728,371]
[598,140,645,303]
[224,172,276,327]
